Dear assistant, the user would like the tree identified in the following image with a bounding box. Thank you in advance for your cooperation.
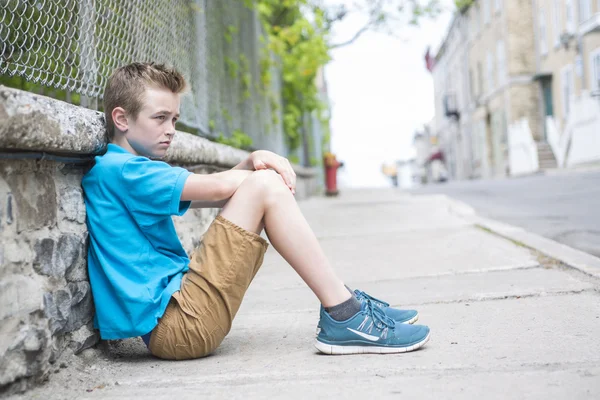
[315,0,443,49]
[253,0,447,155]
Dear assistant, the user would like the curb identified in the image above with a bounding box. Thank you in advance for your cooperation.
[443,195,600,279]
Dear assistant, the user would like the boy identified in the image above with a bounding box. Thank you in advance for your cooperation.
[82,62,430,360]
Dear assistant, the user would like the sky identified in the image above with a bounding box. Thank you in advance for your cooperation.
[324,0,455,188]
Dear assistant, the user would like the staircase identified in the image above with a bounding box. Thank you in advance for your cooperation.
[537,141,557,170]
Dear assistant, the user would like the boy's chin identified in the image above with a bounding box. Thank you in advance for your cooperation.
[150,145,170,158]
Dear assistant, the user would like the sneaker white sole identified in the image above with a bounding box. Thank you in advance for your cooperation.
[314,332,430,355]
[403,314,418,324]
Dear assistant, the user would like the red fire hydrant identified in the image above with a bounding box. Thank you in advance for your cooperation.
[323,152,343,196]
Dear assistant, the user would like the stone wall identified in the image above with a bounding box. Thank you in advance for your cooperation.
[0,86,317,393]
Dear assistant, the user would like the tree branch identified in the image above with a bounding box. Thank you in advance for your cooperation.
[329,23,371,49]
[328,0,385,49]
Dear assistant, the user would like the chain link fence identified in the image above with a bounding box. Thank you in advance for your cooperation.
[0,0,287,155]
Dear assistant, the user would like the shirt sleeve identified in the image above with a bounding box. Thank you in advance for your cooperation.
[121,157,192,227]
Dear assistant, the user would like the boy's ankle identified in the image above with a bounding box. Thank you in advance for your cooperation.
[324,295,361,321]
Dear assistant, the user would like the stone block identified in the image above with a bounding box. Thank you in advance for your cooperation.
[33,233,85,279]
[0,275,43,320]
[68,323,99,354]
[59,187,86,224]
[62,234,86,282]
[43,289,71,335]
[42,281,93,336]
[3,238,32,266]
[3,167,57,233]
[65,282,93,333]
[0,87,106,154]
[0,317,50,387]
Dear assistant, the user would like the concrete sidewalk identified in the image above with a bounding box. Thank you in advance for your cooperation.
[16,189,600,399]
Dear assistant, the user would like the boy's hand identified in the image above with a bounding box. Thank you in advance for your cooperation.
[250,150,296,194]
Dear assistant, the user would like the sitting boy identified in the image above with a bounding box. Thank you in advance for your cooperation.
[82,62,430,360]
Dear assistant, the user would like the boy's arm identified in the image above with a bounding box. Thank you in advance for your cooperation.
[231,156,253,171]
[181,169,253,202]
[182,150,297,205]
[232,150,297,194]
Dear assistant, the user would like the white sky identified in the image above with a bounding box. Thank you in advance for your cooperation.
[324,1,454,188]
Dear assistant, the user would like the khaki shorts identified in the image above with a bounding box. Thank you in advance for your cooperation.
[148,215,268,360]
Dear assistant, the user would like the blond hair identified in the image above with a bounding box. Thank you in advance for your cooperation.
[103,62,187,140]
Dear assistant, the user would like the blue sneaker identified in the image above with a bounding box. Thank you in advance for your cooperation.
[315,300,430,355]
[354,289,419,324]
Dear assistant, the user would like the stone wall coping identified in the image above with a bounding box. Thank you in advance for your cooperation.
[0,86,317,177]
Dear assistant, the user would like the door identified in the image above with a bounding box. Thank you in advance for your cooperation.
[541,77,554,140]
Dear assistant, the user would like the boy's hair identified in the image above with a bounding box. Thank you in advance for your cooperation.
[103,62,187,140]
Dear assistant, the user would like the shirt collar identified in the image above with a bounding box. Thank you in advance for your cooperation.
[107,143,134,155]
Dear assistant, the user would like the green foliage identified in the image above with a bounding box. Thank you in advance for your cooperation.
[254,0,330,152]
[454,0,474,10]
[215,129,254,150]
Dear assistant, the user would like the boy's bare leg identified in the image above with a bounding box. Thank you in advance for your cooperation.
[219,170,351,307]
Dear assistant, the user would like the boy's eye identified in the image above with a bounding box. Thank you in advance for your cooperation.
[156,115,166,120]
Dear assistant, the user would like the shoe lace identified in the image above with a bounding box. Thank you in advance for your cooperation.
[355,290,390,307]
[359,298,395,339]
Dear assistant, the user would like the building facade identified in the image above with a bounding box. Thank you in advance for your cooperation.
[428,0,600,182]
[431,14,471,180]
[430,0,541,180]
[534,0,600,167]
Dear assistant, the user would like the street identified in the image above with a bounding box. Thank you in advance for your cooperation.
[410,170,600,257]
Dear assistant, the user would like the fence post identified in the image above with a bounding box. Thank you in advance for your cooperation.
[78,0,97,109]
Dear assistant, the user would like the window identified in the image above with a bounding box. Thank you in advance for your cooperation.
[497,40,506,85]
[469,68,475,102]
[487,51,495,92]
[552,0,561,47]
[477,62,483,96]
[590,48,600,91]
[561,64,575,117]
[471,120,483,166]
[483,0,490,25]
[455,63,462,109]
[539,9,548,55]
[474,5,481,36]
[566,0,575,33]
[579,0,591,23]
[494,0,502,13]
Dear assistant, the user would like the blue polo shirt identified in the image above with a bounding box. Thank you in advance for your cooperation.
[82,144,192,339]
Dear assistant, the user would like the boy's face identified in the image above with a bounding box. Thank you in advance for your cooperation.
[121,87,180,158]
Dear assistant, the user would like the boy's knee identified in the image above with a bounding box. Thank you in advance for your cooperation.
[246,170,289,202]
[248,169,286,190]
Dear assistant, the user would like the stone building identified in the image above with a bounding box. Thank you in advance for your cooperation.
[430,0,548,179]
[429,0,600,180]
[534,0,600,167]
[430,13,471,180]
[465,0,540,178]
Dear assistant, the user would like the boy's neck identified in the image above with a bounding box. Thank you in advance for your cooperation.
[110,137,138,156]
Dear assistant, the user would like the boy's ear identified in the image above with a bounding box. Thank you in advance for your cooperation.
[112,107,129,132]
